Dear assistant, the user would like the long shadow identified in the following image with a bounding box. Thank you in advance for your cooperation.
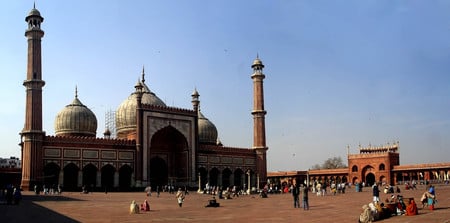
[0,195,82,223]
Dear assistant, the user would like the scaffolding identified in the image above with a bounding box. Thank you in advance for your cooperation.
[104,109,116,138]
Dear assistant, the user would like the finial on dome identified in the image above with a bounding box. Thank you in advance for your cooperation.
[141,66,145,83]
[252,54,264,68]
[75,85,78,98]
[33,1,36,9]
[192,87,199,97]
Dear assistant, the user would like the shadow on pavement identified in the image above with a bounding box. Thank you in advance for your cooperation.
[0,195,81,223]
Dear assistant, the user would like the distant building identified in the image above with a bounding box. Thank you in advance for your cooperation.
[0,157,22,168]
[0,157,22,188]
[19,6,268,192]
[268,142,450,188]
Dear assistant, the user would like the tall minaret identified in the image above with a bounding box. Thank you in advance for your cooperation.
[20,5,46,190]
[251,55,268,188]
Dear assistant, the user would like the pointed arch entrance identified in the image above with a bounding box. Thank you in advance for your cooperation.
[222,168,232,188]
[119,164,132,191]
[149,126,189,186]
[83,164,97,191]
[362,165,376,186]
[43,162,60,187]
[101,164,115,191]
[63,163,79,191]
[150,156,168,188]
[366,173,375,186]
[209,168,220,186]
[234,169,244,188]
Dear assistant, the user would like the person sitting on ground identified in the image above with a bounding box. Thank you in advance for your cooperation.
[368,202,380,221]
[358,204,374,223]
[205,196,220,207]
[406,199,418,216]
[140,199,150,211]
[130,200,139,214]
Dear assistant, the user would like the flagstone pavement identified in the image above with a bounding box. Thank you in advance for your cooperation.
[1,184,449,223]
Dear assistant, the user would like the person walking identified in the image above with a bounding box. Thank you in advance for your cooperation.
[372,184,380,202]
[176,188,185,207]
[302,184,309,210]
[292,183,300,208]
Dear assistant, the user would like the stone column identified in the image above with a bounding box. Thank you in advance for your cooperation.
[114,171,119,188]
[77,170,83,187]
[96,171,101,188]
[58,171,64,187]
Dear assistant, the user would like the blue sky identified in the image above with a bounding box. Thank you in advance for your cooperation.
[0,1,449,171]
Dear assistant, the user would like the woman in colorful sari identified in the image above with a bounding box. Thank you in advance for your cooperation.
[406,199,418,216]
[141,200,150,211]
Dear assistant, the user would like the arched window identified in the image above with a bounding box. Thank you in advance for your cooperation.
[352,165,358,172]
[379,163,385,171]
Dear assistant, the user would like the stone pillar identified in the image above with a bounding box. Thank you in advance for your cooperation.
[77,170,83,187]
[96,171,101,188]
[131,173,135,187]
[230,173,235,187]
[197,172,202,193]
[218,172,223,187]
[247,171,251,194]
[114,171,119,188]
[58,171,64,186]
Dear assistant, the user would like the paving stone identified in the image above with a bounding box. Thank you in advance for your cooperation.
[1,184,449,222]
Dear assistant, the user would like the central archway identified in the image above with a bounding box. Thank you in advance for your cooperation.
[150,156,168,188]
[149,126,189,186]
[365,173,375,186]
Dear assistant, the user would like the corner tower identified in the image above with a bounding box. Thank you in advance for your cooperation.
[251,56,268,187]
[20,5,46,190]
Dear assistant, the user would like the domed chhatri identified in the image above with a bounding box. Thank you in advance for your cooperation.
[115,68,166,138]
[54,88,97,137]
[251,54,264,68]
[26,3,43,22]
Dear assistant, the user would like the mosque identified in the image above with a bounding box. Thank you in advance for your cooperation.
[20,6,268,191]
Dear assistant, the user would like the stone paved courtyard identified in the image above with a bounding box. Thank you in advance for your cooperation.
[1,184,449,223]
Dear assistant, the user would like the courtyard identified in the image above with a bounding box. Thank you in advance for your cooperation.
[1,184,449,223]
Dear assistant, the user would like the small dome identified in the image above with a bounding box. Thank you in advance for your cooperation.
[28,8,41,17]
[116,81,166,138]
[54,95,97,137]
[252,56,264,68]
[198,111,218,145]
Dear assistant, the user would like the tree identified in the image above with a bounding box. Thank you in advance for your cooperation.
[311,156,347,170]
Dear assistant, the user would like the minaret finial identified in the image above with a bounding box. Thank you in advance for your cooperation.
[141,66,145,84]
[256,53,259,59]
[75,85,78,98]
[34,1,36,9]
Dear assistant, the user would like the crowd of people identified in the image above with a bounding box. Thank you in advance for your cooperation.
[358,183,437,222]
[1,184,22,205]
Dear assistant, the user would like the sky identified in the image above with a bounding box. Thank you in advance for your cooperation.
[0,0,449,172]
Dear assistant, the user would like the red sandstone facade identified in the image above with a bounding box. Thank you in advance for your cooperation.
[268,143,450,187]
[19,6,268,192]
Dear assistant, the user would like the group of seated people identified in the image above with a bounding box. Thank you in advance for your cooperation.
[129,200,150,214]
[359,195,419,223]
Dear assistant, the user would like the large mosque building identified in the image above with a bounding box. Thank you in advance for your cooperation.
[20,6,268,191]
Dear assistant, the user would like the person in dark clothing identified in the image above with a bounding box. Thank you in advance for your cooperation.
[373,184,380,202]
[302,185,309,210]
[292,184,300,208]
